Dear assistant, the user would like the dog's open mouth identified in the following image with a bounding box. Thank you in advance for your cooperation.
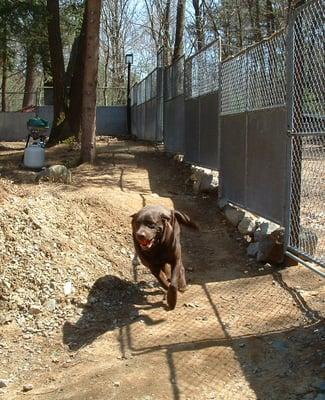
[139,238,155,250]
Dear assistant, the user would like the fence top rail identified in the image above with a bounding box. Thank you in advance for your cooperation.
[221,28,286,65]
[165,54,185,72]
[185,37,221,64]
[292,0,319,16]
[133,67,158,88]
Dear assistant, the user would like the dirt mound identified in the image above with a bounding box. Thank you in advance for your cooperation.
[0,188,135,336]
[0,140,324,400]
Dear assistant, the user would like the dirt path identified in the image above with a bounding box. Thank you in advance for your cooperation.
[1,139,324,400]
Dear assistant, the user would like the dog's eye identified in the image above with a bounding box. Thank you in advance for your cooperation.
[146,223,156,229]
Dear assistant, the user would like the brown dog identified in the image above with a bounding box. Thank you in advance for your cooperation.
[131,205,198,310]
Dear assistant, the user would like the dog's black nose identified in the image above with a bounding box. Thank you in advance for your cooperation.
[136,231,146,241]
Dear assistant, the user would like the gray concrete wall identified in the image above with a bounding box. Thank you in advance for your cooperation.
[0,106,127,141]
[96,106,127,136]
[0,112,34,141]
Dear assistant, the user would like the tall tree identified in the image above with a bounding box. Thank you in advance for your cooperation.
[46,0,67,142]
[22,48,37,108]
[80,0,102,163]
[265,0,275,36]
[192,0,205,50]
[0,0,12,112]
[172,0,186,62]
[66,11,87,140]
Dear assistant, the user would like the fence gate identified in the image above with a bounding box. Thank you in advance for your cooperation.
[286,0,325,274]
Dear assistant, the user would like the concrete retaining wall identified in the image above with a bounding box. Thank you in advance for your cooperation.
[0,106,127,141]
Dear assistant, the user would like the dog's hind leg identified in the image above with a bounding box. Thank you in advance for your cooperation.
[163,263,171,282]
[178,264,187,292]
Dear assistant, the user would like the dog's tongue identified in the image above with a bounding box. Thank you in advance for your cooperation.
[140,239,152,247]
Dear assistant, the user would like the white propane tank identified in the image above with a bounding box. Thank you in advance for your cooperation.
[23,142,45,168]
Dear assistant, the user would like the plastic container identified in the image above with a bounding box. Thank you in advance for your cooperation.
[23,143,45,168]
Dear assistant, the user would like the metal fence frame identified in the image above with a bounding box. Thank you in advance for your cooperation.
[285,0,325,276]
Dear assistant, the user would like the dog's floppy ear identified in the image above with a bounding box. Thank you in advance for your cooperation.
[160,209,175,243]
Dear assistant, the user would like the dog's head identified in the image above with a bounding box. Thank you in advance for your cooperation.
[131,205,175,251]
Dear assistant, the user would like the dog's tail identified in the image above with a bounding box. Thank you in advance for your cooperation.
[174,210,199,230]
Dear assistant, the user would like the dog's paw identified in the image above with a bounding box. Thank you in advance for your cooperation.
[178,284,187,293]
[167,285,177,310]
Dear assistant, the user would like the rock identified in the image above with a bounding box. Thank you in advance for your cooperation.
[0,379,9,388]
[256,228,285,264]
[247,243,259,258]
[188,168,218,193]
[271,339,289,352]
[254,220,281,241]
[217,198,228,210]
[44,299,56,312]
[314,394,325,400]
[238,212,257,235]
[314,381,325,392]
[173,154,184,162]
[224,205,245,227]
[113,381,120,387]
[22,383,33,392]
[63,281,73,296]
[301,394,314,400]
[29,305,42,315]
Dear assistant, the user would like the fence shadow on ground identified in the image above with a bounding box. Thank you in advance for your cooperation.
[62,275,166,351]
[128,143,324,399]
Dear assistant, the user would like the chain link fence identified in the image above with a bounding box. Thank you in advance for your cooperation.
[220,30,288,225]
[185,40,220,99]
[130,68,159,141]
[164,56,185,153]
[183,38,221,168]
[129,0,324,270]
[286,0,325,269]
[1,86,127,111]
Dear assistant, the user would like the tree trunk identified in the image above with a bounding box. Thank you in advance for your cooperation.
[203,0,219,40]
[172,0,186,62]
[254,0,262,42]
[162,0,171,65]
[67,9,87,140]
[235,0,243,49]
[46,0,68,144]
[1,26,7,112]
[265,0,275,36]
[192,0,205,51]
[80,0,101,164]
[23,48,37,108]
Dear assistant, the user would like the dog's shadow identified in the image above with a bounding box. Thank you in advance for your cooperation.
[62,275,166,351]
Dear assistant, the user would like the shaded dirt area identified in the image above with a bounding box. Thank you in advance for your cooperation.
[0,139,324,400]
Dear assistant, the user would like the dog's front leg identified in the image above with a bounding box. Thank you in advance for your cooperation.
[167,261,182,310]
[150,265,170,291]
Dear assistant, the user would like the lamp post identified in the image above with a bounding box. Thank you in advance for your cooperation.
[125,53,133,136]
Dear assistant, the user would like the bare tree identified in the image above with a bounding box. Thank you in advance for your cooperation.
[22,48,37,108]
[172,0,186,62]
[101,0,136,104]
[192,0,205,50]
[142,0,173,64]
[1,28,8,111]
[46,0,67,141]
[80,0,102,164]
[265,0,275,35]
